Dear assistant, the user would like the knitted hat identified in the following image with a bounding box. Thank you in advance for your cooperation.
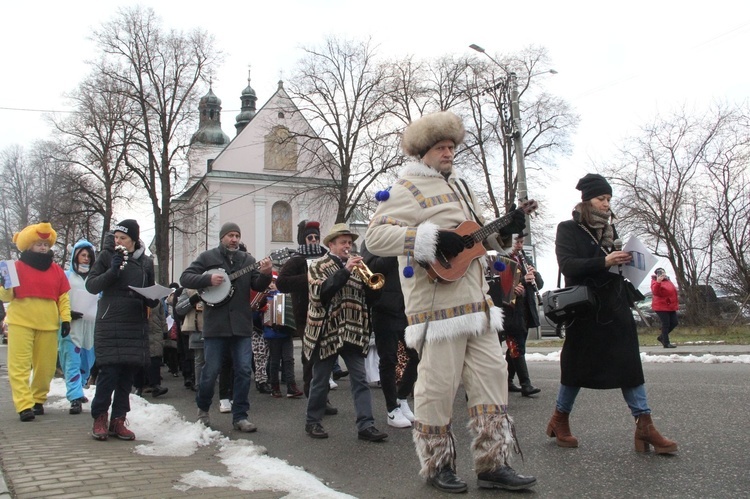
[576,173,612,201]
[113,219,140,242]
[13,222,57,251]
[323,223,359,246]
[296,220,321,245]
[401,111,465,158]
[219,222,241,239]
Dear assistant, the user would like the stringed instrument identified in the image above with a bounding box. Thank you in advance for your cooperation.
[425,199,538,283]
[198,248,290,307]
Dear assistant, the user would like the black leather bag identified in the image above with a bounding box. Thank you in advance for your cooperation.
[542,285,597,325]
[623,278,645,307]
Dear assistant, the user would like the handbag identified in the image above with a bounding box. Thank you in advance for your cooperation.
[623,278,645,307]
[542,284,597,325]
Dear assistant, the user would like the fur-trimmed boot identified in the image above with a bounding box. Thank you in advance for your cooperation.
[413,423,467,493]
[546,408,578,448]
[634,414,677,454]
[468,408,536,490]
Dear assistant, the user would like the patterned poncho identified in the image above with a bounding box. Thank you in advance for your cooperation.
[302,253,371,360]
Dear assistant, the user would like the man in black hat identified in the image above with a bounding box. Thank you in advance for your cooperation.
[180,222,272,432]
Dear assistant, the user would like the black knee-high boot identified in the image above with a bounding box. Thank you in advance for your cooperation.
[506,351,522,393]
[514,356,540,397]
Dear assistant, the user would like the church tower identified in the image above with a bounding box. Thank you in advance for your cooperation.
[188,82,230,178]
[235,69,258,135]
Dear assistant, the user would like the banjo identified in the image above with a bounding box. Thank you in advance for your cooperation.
[198,248,289,307]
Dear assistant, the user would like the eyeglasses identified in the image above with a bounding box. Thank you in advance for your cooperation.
[306,234,319,241]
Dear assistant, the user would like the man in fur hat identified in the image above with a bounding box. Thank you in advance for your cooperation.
[365,111,536,492]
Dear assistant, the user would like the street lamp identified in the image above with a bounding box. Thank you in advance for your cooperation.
[469,43,556,248]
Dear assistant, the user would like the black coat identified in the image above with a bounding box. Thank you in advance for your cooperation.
[179,246,271,338]
[86,234,157,367]
[556,219,644,389]
[361,242,407,332]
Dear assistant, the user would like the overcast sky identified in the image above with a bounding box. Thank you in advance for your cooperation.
[2,1,748,284]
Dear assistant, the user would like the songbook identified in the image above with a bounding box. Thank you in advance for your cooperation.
[0,260,19,289]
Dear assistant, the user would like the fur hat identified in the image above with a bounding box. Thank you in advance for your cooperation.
[13,222,57,251]
[297,220,321,245]
[576,173,612,201]
[219,222,241,239]
[401,111,466,158]
[113,219,140,242]
[323,223,359,246]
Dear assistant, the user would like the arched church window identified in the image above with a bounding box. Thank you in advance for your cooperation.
[271,201,293,242]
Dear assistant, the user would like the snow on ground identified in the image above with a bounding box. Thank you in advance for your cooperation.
[46,379,354,498]
[526,351,750,364]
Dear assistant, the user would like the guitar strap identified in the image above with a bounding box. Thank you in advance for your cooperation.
[455,178,483,226]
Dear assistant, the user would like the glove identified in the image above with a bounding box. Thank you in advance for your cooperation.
[110,253,123,275]
[71,311,84,320]
[61,322,71,337]
[499,205,526,237]
[189,293,202,305]
[436,231,465,259]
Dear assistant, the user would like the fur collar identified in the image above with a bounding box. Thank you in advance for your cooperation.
[400,160,454,179]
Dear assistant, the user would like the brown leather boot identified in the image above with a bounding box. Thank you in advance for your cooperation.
[634,414,677,454]
[546,409,579,448]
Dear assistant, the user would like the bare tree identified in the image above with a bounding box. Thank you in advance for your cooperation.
[48,70,137,236]
[286,36,400,223]
[603,104,749,323]
[90,5,221,283]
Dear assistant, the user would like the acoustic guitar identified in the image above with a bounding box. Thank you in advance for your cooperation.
[425,199,538,283]
[198,248,290,307]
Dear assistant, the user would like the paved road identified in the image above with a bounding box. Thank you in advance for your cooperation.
[1,342,749,498]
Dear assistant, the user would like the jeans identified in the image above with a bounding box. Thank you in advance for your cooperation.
[197,336,253,422]
[556,383,651,417]
[91,364,138,419]
[306,345,374,431]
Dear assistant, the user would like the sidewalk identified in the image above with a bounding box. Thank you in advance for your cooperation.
[0,342,747,498]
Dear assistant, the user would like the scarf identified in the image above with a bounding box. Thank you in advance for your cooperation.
[573,205,614,249]
[19,250,54,271]
[296,243,326,258]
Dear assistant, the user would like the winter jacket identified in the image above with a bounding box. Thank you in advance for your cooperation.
[555,218,644,389]
[365,161,503,350]
[85,233,157,367]
[179,245,272,338]
[651,276,679,312]
[360,241,408,333]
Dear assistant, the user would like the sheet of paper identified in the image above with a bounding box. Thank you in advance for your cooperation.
[0,260,20,289]
[128,284,174,301]
[609,236,658,287]
[70,288,99,320]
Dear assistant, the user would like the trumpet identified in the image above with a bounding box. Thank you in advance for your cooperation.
[345,251,385,290]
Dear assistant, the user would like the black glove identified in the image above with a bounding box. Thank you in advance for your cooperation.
[499,205,526,237]
[189,293,202,305]
[71,311,84,320]
[110,253,123,275]
[61,322,71,337]
[436,231,465,259]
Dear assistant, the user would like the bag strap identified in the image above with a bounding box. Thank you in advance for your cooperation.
[577,223,612,256]
[456,178,483,226]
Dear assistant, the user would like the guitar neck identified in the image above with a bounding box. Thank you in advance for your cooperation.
[228,262,260,281]
[472,212,514,241]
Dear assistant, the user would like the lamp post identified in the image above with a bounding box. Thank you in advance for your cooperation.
[469,44,556,248]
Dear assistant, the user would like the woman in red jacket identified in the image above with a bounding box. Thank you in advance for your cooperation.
[651,268,678,348]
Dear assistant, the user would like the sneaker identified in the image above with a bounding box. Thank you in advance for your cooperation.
[232,419,257,433]
[151,385,168,398]
[219,399,232,413]
[70,399,83,415]
[397,398,415,423]
[272,387,283,398]
[286,383,304,398]
[19,409,35,422]
[32,403,45,416]
[305,423,329,439]
[358,426,388,442]
[92,413,109,440]
[197,409,211,427]
[108,416,136,440]
[332,370,349,381]
[387,407,412,428]
[477,466,537,490]
[329,378,338,390]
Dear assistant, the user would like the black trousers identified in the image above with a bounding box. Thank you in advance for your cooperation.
[373,312,419,412]
[91,364,138,419]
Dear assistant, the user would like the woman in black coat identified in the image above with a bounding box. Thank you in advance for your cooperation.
[546,174,677,455]
[86,220,158,441]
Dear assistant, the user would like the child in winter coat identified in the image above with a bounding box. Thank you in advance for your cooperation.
[0,222,71,422]
[60,240,99,414]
